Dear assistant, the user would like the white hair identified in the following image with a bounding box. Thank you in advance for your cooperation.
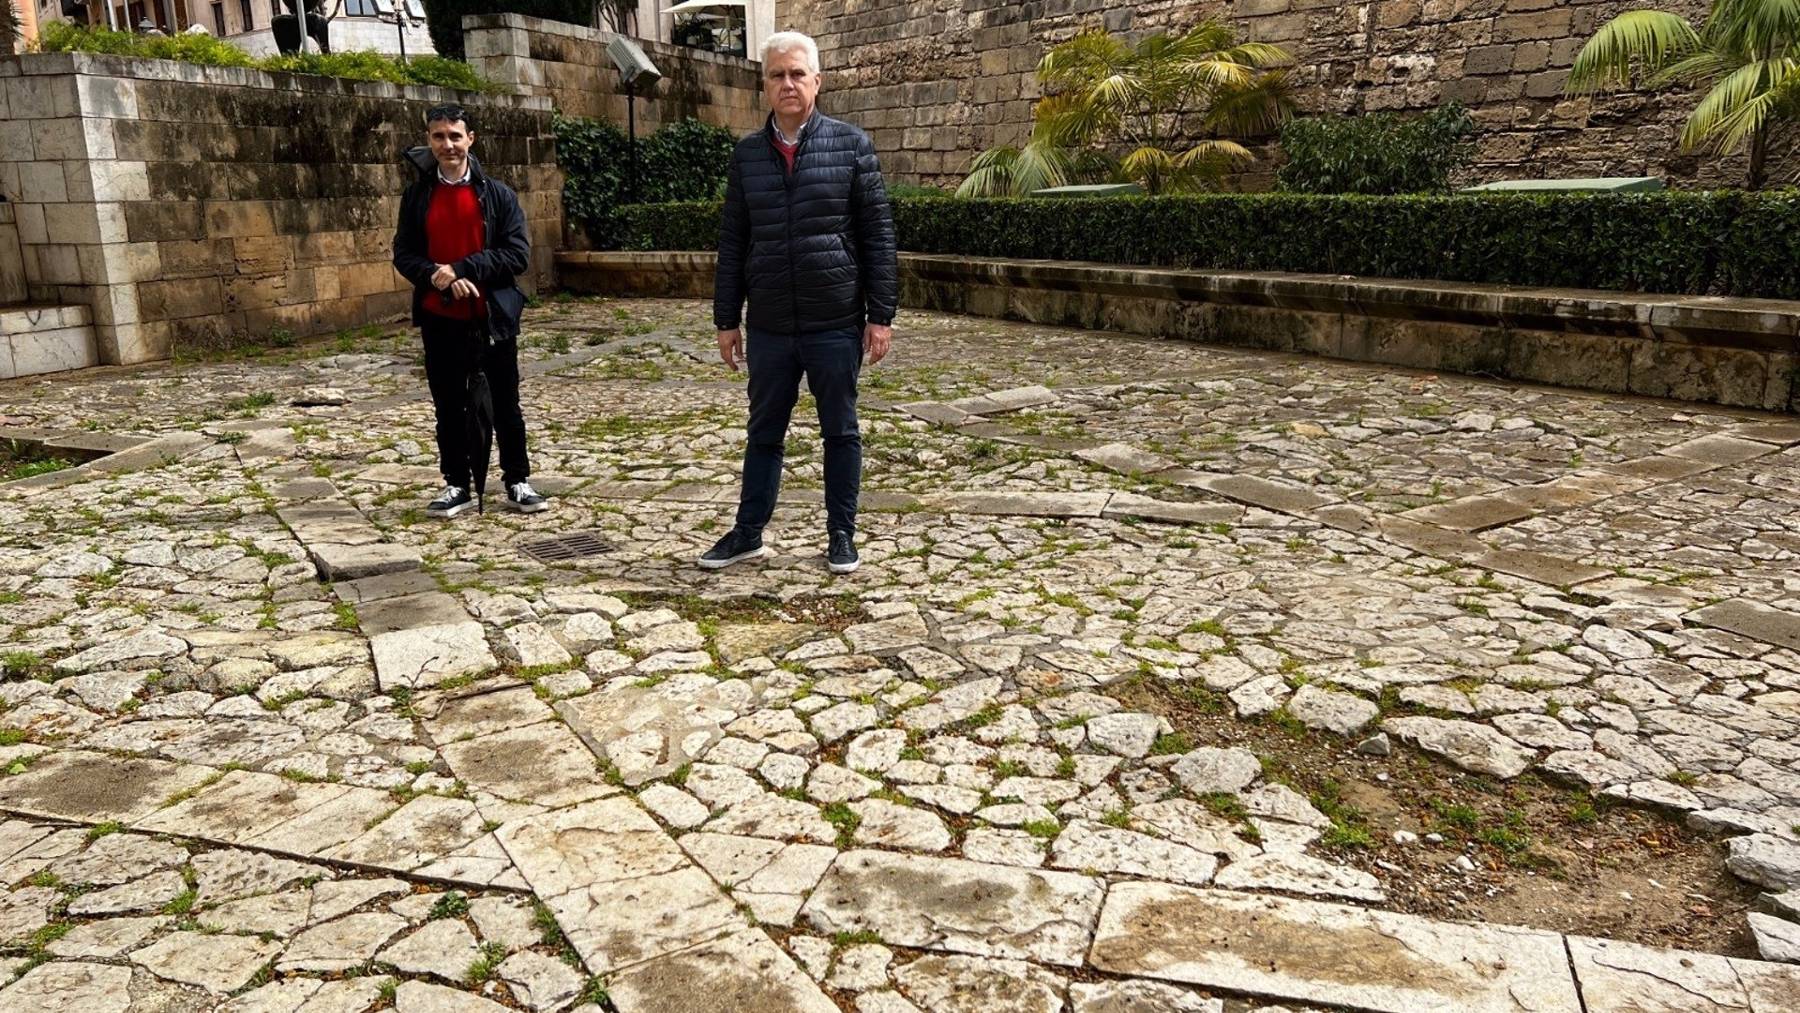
[761,31,820,74]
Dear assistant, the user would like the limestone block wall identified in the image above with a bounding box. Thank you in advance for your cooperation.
[465,13,766,136]
[0,51,560,365]
[0,202,25,304]
[776,0,1796,190]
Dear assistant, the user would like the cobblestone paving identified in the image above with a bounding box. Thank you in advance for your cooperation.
[1,297,1798,1012]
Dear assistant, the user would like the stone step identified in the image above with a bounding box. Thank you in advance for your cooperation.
[0,303,98,379]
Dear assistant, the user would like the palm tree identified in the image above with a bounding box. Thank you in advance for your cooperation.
[1567,0,1800,189]
[958,23,1295,197]
[1,2,18,58]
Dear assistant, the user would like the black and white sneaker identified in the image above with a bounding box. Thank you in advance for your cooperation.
[426,485,474,519]
[504,481,550,513]
[827,530,860,574]
[698,528,769,570]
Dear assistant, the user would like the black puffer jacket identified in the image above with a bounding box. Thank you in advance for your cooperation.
[714,111,898,334]
[392,149,531,340]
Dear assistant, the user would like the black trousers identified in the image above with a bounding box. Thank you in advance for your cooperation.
[421,315,530,490]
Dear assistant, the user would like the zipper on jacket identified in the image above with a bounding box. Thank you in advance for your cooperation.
[780,117,815,333]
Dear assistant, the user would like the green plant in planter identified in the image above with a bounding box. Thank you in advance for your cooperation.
[959,22,1295,197]
[1276,104,1476,194]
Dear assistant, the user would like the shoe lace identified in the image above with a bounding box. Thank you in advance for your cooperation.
[438,485,463,502]
[511,481,536,498]
[831,531,853,554]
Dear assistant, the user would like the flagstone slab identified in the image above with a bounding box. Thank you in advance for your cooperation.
[371,621,498,691]
[1400,496,1535,532]
[929,491,1114,518]
[0,960,133,1013]
[139,769,362,845]
[1687,599,1800,653]
[1088,883,1579,1013]
[1659,434,1775,466]
[356,591,472,636]
[800,850,1105,967]
[1198,474,1334,514]
[1101,493,1241,526]
[496,797,742,974]
[333,569,441,604]
[605,927,839,1013]
[279,912,409,973]
[1568,936,1750,1012]
[0,750,214,823]
[309,542,422,582]
[1471,549,1612,588]
[439,720,619,808]
[130,931,282,993]
[423,685,557,744]
[325,794,486,871]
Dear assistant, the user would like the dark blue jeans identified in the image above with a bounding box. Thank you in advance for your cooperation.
[734,325,863,538]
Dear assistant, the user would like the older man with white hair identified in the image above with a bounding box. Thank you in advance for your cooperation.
[700,30,899,576]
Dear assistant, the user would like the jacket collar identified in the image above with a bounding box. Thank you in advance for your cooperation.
[766,109,822,146]
[405,146,488,187]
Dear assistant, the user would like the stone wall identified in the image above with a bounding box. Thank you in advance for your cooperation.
[0,51,560,364]
[465,14,765,136]
[560,250,1800,411]
[776,0,1796,190]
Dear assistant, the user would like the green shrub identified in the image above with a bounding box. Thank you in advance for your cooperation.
[420,0,590,60]
[557,115,736,248]
[36,22,499,91]
[614,190,1800,299]
[38,21,254,66]
[1278,104,1476,195]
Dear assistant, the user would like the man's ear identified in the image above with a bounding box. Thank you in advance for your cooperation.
[467,131,477,148]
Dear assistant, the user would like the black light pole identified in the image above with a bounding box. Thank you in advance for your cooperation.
[626,78,638,204]
[604,35,661,206]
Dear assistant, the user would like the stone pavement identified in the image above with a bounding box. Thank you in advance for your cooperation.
[0,296,1798,1011]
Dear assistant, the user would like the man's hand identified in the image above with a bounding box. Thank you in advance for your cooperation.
[717,329,744,372]
[431,264,456,291]
[449,278,479,300]
[863,322,893,365]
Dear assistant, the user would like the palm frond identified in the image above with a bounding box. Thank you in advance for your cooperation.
[1567,10,1703,93]
[1205,71,1297,135]
[1687,56,1800,151]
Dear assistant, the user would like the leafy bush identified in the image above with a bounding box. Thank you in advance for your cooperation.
[556,115,736,248]
[420,0,590,60]
[1277,104,1476,195]
[36,22,500,91]
[614,190,1800,299]
[38,21,254,66]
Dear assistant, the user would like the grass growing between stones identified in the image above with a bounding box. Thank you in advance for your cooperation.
[1112,673,1762,955]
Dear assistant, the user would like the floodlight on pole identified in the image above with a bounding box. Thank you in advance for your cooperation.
[605,35,661,205]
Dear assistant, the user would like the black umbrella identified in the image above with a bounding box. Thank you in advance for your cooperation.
[465,314,497,514]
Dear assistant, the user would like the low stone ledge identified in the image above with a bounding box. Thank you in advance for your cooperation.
[559,251,1800,411]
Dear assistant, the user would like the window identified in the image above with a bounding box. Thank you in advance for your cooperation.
[240,0,253,30]
[212,1,225,34]
[344,0,379,14]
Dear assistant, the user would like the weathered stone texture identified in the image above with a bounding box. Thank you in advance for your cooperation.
[464,14,764,137]
[777,0,1796,190]
[0,50,560,365]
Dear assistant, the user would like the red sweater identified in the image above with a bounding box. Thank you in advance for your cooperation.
[422,181,486,320]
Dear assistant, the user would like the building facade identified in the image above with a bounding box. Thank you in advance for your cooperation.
[33,0,433,58]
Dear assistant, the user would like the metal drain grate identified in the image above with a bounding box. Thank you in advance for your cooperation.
[520,530,611,563]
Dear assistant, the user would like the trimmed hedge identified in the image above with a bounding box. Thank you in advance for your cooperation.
[558,116,736,250]
[616,192,1800,300]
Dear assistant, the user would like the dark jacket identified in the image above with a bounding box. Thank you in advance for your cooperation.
[392,149,531,340]
[714,111,898,334]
